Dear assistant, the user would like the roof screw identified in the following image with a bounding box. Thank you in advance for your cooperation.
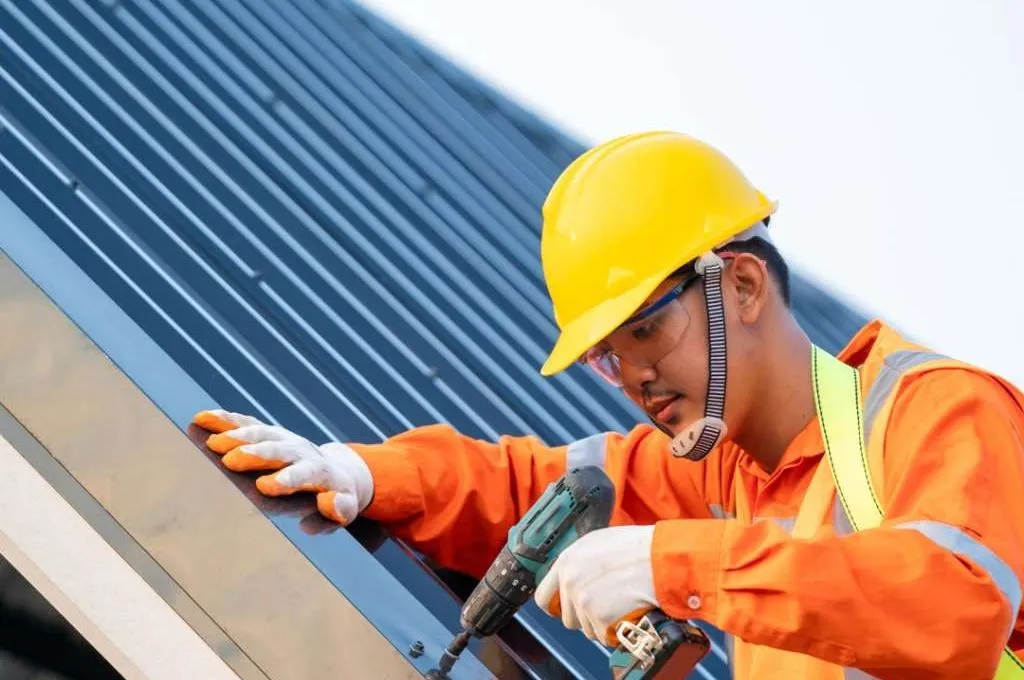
[409,640,425,658]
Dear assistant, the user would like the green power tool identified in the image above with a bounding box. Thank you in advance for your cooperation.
[426,465,710,679]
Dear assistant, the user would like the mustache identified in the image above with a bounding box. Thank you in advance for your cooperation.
[641,385,679,408]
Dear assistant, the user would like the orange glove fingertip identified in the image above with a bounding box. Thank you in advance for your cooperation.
[193,410,236,433]
[206,432,245,454]
[222,448,287,472]
[255,474,287,496]
[546,595,562,617]
[256,475,325,497]
[317,492,348,524]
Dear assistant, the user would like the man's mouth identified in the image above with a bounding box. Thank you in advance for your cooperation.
[646,395,682,422]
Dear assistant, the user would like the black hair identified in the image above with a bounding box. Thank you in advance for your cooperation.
[719,236,792,307]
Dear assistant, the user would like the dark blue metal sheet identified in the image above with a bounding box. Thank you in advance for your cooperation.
[0,187,500,680]
[0,0,870,678]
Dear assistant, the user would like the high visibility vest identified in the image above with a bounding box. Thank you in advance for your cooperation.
[731,344,1024,680]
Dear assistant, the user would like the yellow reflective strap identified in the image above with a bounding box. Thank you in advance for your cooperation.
[811,345,879,531]
[999,649,1024,678]
[810,345,1023,678]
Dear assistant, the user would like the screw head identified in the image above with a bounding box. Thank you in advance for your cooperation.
[409,640,425,658]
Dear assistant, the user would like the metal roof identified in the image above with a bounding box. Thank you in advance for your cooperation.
[0,1,870,678]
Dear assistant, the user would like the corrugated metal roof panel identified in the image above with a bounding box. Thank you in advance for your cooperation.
[0,1,870,678]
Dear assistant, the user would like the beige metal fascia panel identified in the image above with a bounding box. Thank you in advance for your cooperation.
[0,428,243,680]
[0,250,427,679]
[0,398,262,680]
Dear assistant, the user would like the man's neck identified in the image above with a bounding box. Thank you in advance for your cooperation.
[736,319,816,474]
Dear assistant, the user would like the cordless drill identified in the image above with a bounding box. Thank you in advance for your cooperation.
[426,465,710,679]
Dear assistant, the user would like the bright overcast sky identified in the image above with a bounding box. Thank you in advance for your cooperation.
[361,0,1024,386]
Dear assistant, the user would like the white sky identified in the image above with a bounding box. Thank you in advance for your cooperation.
[361,0,1024,386]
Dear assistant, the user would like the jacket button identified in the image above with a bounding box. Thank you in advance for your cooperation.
[687,594,702,610]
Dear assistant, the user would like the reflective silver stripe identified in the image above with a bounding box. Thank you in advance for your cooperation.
[863,350,948,444]
[844,667,880,679]
[708,503,735,520]
[896,521,1022,636]
[754,516,796,534]
[723,632,735,671]
[565,433,608,470]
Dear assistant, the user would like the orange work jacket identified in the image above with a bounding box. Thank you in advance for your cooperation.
[353,320,1024,679]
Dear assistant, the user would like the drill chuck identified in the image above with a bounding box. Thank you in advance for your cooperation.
[459,545,536,635]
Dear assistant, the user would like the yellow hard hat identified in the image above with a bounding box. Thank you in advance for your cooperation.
[539,131,777,376]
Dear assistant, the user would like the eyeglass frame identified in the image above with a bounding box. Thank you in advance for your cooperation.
[579,271,701,384]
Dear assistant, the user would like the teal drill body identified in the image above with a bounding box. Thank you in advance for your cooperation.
[430,465,711,679]
[457,465,614,637]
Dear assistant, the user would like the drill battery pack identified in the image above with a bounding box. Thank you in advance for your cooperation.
[609,611,711,680]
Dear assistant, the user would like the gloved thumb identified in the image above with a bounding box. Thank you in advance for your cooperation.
[535,563,579,631]
[317,490,359,526]
[534,567,559,615]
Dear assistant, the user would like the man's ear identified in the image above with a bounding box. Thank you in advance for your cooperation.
[729,253,769,323]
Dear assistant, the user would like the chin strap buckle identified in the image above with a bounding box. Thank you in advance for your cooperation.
[695,251,725,276]
[670,416,728,459]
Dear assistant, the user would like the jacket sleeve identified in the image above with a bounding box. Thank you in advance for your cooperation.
[651,369,1024,680]
[350,424,717,578]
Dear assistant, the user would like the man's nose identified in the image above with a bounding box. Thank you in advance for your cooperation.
[620,360,659,394]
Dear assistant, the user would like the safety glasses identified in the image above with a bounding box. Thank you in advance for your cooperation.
[581,275,699,387]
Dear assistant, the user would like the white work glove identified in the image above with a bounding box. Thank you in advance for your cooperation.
[534,524,659,646]
[193,409,374,526]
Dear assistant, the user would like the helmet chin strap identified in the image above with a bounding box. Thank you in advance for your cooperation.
[667,251,729,461]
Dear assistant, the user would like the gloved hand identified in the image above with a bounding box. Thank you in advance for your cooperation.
[534,524,659,646]
[192,409,374,526]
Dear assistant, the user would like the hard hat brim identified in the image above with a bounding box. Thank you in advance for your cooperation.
[539,274,662,377]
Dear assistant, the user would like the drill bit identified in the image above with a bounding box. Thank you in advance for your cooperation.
[425,630,472,679]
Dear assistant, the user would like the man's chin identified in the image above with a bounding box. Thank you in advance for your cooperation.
[638,393,690,436]
[648,414,686,439]
[662,418,735,453]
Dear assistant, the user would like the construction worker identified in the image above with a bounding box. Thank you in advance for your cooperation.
[193,131,1024,679]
